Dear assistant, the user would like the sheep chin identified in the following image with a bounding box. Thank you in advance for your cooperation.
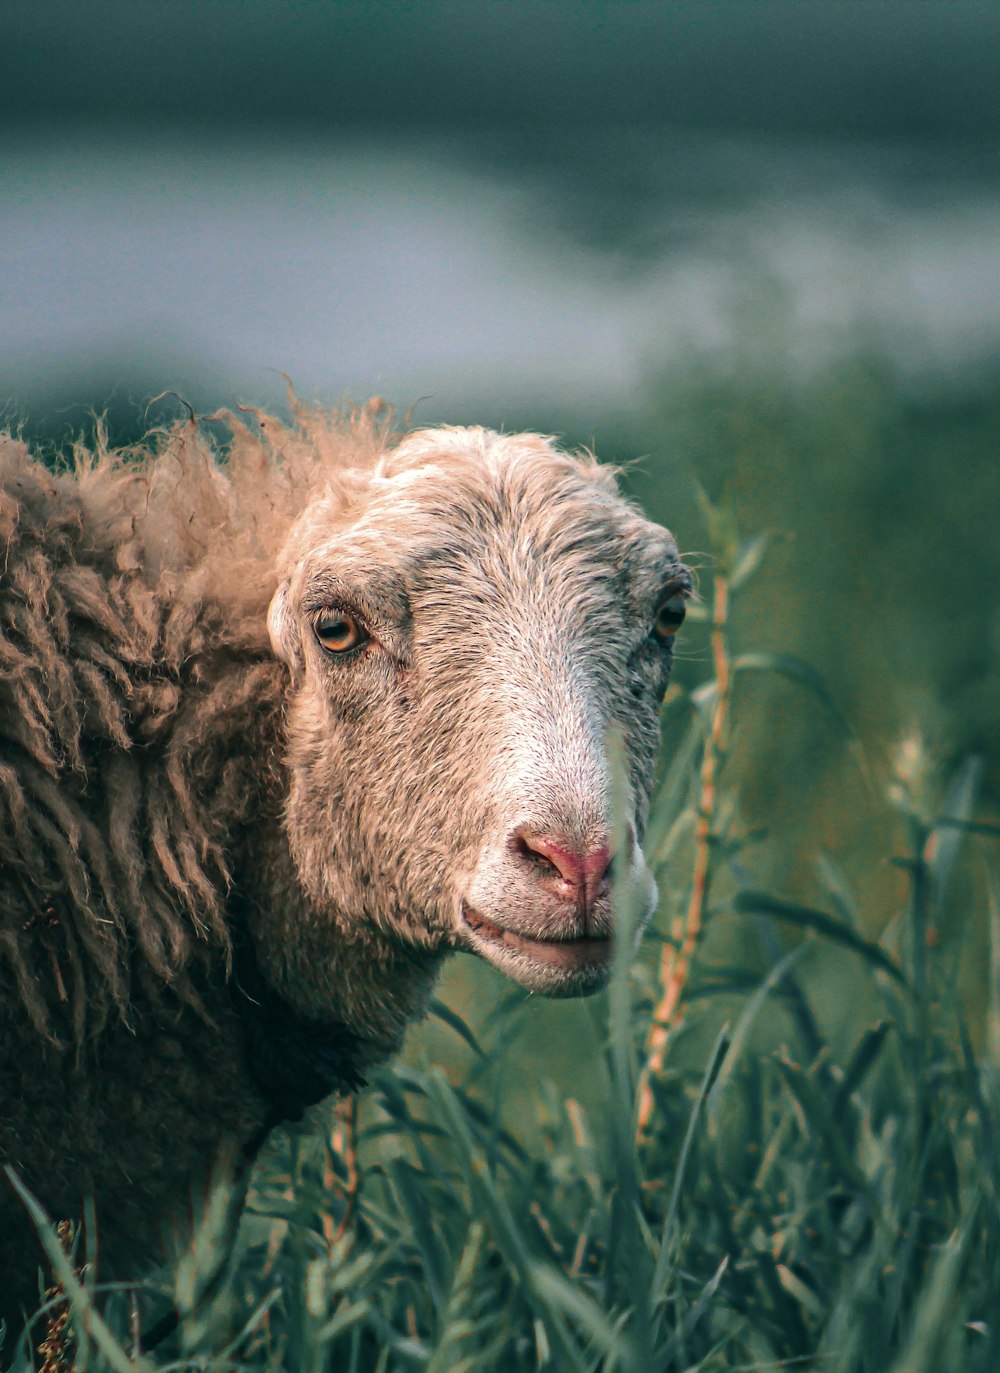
[459,901,614,997]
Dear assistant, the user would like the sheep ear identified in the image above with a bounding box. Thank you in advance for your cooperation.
[267,582,303,672]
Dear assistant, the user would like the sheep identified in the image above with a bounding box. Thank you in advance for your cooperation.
[0,401,690,1334]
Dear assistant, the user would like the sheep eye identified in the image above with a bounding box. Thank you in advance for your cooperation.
[652,592,686,642]
[314,610,368,654]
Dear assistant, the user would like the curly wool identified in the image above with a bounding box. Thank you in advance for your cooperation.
[0,400,400,1043]
[0,401,686,1342]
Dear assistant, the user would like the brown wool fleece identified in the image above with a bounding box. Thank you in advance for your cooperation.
[0,402,688,1331]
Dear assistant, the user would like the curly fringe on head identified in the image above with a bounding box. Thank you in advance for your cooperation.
[0,398,396,1044]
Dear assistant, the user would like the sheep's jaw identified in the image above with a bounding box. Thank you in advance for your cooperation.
[460,901,612,995]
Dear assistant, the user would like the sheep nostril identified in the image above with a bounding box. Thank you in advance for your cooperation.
[512,831,562,877]
[511,828,614,908]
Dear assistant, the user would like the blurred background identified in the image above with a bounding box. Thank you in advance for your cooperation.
[3,0,999,1102]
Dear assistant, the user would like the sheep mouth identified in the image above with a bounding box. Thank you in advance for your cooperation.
[461,902,611,973]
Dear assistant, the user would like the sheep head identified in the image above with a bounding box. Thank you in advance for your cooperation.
[267,427,690,1001]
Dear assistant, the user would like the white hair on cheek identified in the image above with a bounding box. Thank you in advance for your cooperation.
[267,581,302,672]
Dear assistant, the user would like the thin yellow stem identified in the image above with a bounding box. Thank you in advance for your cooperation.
[332,1095,361,1244]
[637,574,731,1141]
[37,1220,76,1373]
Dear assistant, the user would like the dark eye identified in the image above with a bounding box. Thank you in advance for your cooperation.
[314,609,369,655]
[652,591,687,642]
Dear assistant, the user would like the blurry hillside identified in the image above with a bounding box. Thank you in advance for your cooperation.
[3,0,998,1043]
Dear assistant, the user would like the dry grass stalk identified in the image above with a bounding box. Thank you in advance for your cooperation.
[36,1220,77,1373]
[637,573,732,1140]
[325,1095,361,1247]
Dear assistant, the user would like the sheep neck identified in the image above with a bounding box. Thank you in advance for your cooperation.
[227,916,367,1125]
[230,807,444,1085]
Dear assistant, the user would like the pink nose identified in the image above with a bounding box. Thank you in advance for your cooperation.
[511,827,613,913]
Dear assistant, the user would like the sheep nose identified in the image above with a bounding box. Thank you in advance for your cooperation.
[511,827,614,913]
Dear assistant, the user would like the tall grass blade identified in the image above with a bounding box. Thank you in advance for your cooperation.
[5,1168,151,1373]
[928,757,982,916]
[729,531,777,590]
[833,1020,892,1112]
[428,999,486,1059]
[887,1223,971,1373]
[420,1070,588,1372]
[731,652,851,734]
[774,1058,886,1228]
[735,891,907,986]
[988,867,1000,1068]
[652,1024,730,1304]
[707,945,805,1125]
[528,1266,636,1370]
[654,1255,729,1367]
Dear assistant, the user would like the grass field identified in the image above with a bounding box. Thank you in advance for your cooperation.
[3,360,999,1370]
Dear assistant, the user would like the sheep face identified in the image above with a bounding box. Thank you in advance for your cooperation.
[268,430,690,1000]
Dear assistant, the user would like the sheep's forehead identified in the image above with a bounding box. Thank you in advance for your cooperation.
[294,450,677,602]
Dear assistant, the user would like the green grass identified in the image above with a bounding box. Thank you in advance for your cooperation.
[4,438,1000,1371]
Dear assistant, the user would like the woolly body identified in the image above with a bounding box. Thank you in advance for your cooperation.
[0,405,687,1330]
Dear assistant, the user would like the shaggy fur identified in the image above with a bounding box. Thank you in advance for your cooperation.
[0,401,688,1334]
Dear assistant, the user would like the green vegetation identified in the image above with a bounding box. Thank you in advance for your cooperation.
[4,358,999,1370]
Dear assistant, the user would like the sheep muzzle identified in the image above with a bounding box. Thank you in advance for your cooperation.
[459,808,657,996]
